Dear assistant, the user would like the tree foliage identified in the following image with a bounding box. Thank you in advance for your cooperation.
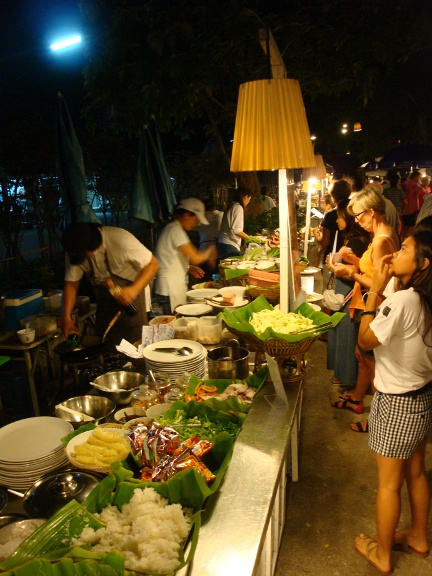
[80,0,432,164]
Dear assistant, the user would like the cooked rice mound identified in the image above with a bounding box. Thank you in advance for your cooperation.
[74,487,190,574]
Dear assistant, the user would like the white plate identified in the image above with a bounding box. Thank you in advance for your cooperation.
[236,261,255,269]
[146,403,173,419]
[218,286,247,298]
[306,292,324,303]
[0,417,73,463]
[255,260,275,270]
[301,266,321,275]
[175,303,213,316]
[209,296,249,310]
[186,289,219,301]
[308,303,322,311]
[143,339,206,363]
[66,428,128,472]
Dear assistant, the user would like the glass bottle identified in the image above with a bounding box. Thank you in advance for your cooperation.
[131,385,158,410]
[164,387,183,403]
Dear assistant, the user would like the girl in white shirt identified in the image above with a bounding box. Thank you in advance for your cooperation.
[353,228,432,574]
[217,187,252,259]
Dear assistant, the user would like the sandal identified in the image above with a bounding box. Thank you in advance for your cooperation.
[392,532,429,558]
[350,420,369,433]
[354,534,393,575]
[331,377,342,385]
[331,398,364,414]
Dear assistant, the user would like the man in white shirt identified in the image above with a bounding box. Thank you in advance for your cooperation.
[155,198,217,313]
[62,223,158,345]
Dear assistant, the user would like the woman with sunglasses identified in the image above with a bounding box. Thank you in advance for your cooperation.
[353,229,432,574]
[330,188,400,431]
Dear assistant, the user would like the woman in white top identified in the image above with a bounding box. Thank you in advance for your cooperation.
[353,227,432,574]
[217,187,252,259]
[154,198,217,313]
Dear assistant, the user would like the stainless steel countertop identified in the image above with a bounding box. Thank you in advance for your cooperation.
[178,380,302,576]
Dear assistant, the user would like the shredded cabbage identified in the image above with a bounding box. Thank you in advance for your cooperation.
[250,309,313,335]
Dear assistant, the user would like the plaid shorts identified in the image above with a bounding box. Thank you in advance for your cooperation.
[369,386,432,459]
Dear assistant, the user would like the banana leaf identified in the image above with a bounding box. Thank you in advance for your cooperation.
[61,423,96,446]
[184,365,269,413]
[218,295,344,343]
[223,267,249,281]
[0,501,105,571]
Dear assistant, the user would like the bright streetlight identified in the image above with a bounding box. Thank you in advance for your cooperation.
[50,35,82,52]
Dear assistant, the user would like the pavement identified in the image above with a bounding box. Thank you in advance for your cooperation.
[275,338,432,576]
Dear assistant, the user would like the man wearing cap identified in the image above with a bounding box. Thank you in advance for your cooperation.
[61,223,158,345]
[154,198,217,313]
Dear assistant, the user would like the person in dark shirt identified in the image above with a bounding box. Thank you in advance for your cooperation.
[311,179,352,285]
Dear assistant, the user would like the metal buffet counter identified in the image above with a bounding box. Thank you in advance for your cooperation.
[177,379,303,576]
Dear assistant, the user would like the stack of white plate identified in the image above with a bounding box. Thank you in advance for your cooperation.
[0,417,73,490]
[142,339,207,381]
[186,288,219,303]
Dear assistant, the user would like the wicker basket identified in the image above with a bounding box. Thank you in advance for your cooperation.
[227,327,317,383]
[246,286,280,304]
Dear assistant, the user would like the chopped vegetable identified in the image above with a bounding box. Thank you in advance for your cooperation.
[249,309,313,336]
[156,409,241,442]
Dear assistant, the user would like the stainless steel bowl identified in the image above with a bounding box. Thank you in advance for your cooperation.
[92,371,145,405]
[55,395,116,428]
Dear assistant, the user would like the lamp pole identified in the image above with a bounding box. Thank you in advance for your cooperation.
[259,28,302,313]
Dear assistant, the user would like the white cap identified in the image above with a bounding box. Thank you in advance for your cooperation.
[177,198,209,224]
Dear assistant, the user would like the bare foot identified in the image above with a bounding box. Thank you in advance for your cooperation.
[354,534,393,575]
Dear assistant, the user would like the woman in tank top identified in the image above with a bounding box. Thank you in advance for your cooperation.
[329,187,400,432]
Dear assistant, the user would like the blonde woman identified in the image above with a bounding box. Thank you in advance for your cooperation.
[330,187,400,432]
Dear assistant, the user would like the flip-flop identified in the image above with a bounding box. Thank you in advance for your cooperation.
[331,398,364,414]
[354,534,393,575]
[392,533,429,558]
[350,420,369,433]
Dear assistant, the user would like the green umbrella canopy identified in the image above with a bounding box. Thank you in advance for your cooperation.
[56,92,101,225]
[129,119,176,223]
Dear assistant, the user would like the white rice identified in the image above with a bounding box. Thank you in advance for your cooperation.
[73,487,191,574]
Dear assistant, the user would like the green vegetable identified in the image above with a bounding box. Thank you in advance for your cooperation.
[266,247,280,258]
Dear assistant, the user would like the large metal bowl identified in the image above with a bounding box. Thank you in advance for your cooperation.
[91,371,145,405]
[55,395,116,428]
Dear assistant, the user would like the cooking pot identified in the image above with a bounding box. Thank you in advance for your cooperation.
[8,469,102,518]
[207,346,250,380]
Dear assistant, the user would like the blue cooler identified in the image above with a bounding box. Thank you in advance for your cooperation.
[2,289,44,331]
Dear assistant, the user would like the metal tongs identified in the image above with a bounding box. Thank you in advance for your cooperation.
[294,321,333,335]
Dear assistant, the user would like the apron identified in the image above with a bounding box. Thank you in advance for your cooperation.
[88,258,147,346]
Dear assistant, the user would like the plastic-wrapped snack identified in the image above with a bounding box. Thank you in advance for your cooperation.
[173,451,216,484]
[173,435,199,456]
[151,445,216,484]
[191,439,214,459]
[127,423,179,468]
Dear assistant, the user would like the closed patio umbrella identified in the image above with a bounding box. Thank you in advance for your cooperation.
[56,92,101,225]
[129,120,176,234]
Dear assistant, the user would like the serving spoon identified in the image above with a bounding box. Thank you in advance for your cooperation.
[153,346,193,356]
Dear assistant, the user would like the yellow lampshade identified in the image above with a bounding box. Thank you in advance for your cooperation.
[230,78,316,172]
[302,154,327,181]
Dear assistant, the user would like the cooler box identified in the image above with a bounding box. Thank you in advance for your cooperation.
[2,289,44,331]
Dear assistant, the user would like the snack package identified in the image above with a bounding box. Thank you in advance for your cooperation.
[138,435,215,484]
[127,423,179,468]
